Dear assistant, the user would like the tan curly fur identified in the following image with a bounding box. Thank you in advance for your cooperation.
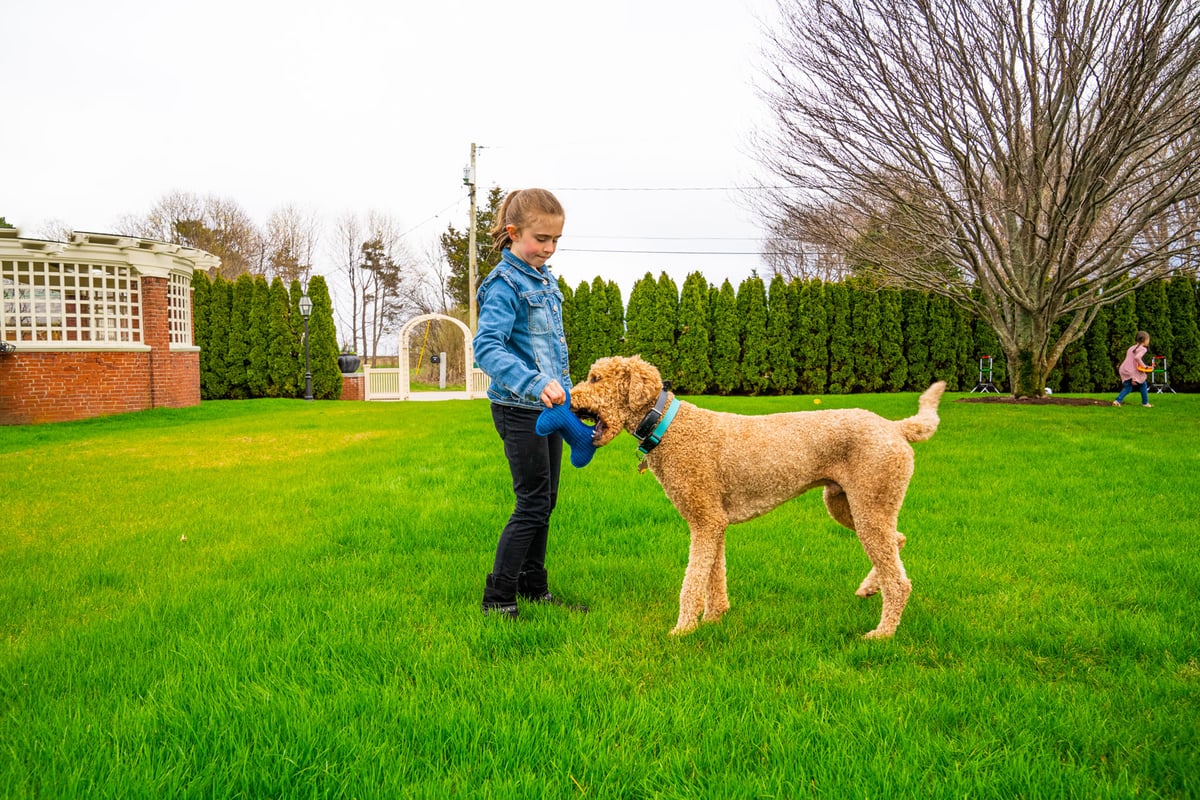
[570,355,946,639]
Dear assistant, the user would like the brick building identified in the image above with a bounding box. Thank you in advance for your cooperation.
[0,229,218,425]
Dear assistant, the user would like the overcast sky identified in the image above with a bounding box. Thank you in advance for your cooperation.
[4,0,780,302]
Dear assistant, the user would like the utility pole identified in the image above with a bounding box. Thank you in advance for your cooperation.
[465,142,478,335]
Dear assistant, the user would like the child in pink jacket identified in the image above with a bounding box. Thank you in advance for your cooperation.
[1113,331,1153,407]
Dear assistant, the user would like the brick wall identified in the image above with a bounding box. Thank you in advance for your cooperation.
[0,273,202,425]
[340,373,364,401]
[0,351,152,424]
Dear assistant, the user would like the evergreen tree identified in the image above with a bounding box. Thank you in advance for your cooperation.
[1109,293,1139,370]
[1061,333,1092,392]
[902,290,931,390]
[796,279,828,394]
[737,274,770,394]
[558,277,576,371]
[826,282,854,393]
[192,273,216,400]
[926,294,956,389]
[675,272,713,393]
[603,280,625,358]
[570,280,594,385]
[1136,279,1172,364]
[1085,304,1113,392]
[624,272,656,358]
[224,273,255,399]
[849,283,883,392]
[589,276,619,365]
[205,275,232,399]
[710,279,741,395]
[1167,272,1200,388]
[306,275,343,400]
[950,303,975,391]
[246,275,271,397]
[649,273,679,381]
[766,274,798,393]
[267,277,297,397]
[879,288,908,391]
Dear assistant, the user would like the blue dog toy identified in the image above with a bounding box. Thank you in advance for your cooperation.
[535,387,597,468]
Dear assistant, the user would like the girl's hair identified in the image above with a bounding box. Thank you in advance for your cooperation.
[489,189,565,251]
[1136,330,1150,344]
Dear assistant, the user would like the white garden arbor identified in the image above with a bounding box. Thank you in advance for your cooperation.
[363,313,489,400]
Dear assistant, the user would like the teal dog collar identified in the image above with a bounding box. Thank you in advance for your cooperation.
[637,397,680,456]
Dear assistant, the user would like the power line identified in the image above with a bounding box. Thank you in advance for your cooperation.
[570,234,764,241]
[551,186,790,192]
[560,247,776,255]
[396,193,468,239]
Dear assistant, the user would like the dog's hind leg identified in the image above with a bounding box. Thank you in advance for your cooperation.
[854,533,906,598]
[823,485,905,599]
[855,518,912,639]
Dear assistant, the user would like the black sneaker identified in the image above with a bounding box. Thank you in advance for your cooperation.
[482,603,519,619]
[524,592,589,613]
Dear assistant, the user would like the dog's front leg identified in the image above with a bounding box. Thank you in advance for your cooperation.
[703,533,730,622]
[671,520,726,635]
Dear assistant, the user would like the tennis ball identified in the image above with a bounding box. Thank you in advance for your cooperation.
[813,398,822,405]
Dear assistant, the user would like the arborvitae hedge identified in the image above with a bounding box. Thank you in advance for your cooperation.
[826,282,854,394]
[766,275,797,394]
[651,273,680,383]
[879,289,908,391]
[1168,274,1200,385]
[737,274,769,395]
[849,282,882,392]
[710,280,741,394]
[675,272,713,394]
[569,280,594,385]
[195,271,1198,399]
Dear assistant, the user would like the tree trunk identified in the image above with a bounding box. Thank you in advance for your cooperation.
[1004,348,1050,399]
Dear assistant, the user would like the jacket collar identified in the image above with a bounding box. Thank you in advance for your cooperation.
[501,249,553,283]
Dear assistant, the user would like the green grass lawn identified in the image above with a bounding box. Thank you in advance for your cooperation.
[2,391,1197,799]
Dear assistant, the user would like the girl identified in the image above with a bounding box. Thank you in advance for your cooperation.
[472,188,584,618]
[1113,331,1153,407]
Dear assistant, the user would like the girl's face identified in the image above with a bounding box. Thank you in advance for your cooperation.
[507,214,564,269]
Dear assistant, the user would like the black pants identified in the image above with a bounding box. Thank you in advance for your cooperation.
[483,404,562,606]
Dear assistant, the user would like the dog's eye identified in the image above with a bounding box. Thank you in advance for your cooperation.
[589,375,598,383]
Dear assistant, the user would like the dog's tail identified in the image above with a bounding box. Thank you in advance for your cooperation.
[899,381,946,442]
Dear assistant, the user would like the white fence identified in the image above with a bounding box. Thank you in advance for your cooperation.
[363,367,490,401]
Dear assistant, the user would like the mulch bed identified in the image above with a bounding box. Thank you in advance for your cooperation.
[956,394,1111,406]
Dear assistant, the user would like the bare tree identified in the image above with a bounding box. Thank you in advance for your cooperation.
[329,211,426,361]
[756,0,1200,396]
[33,219,74,242]
[331,212,365,352]
[115,191,263,278]
[265,204,320,284]
[762,214,853,282]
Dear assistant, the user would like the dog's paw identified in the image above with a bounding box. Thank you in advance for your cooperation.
[861,628,895,640]
[669,622,698,636]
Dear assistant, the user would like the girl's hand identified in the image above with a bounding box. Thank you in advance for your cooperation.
[540,380,566,408]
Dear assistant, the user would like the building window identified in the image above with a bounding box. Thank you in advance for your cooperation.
[1,260,142,344]
[168,272,192,346]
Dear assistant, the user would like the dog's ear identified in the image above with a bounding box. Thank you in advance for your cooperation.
[626,355,662,410]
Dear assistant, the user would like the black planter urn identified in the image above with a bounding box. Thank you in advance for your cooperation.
[338,354,361,374]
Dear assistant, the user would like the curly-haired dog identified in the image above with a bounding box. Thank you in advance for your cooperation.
[570,355,945,638]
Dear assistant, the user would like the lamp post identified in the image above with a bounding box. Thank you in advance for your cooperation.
[298,293,313,401]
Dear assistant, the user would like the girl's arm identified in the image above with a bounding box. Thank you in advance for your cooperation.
[473,281,553,401]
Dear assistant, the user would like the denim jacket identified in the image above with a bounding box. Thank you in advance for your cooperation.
[473,249,572,409]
